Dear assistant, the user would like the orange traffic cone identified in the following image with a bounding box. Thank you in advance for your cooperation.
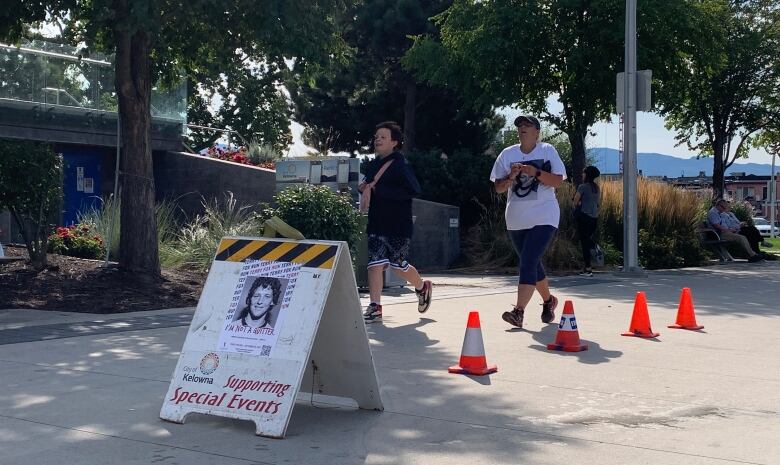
[668,287,703,330]
[449,311,497,376]
[547,300,588,352]
[621,291,660,338]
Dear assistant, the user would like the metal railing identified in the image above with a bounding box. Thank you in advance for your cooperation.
[186,124,248,148]
[41,87,83,107]
[0,40,186,122]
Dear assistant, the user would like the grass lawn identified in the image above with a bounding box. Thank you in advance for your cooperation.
[763,237,780,254]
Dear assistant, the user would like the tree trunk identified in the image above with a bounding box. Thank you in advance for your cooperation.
[10,209,47,271]
[712,134,725,200]
[569,131,586,186]
[403,80,416,153]
[114,0,160,276]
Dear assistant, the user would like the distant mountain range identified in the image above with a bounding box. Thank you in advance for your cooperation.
[588,148,775,178]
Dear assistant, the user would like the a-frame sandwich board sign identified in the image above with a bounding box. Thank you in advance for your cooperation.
[159,237,383,438]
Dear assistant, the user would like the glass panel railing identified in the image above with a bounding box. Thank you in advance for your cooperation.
[0,40,186,123]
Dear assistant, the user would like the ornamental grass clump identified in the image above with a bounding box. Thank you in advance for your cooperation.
[159,193,264,271]
[598,178,707,269]
[79,196,180,261]
[465,177,706,271]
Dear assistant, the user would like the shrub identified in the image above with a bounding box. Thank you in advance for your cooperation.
[0,139,62,270]
[265,185,363,258]
[48,224,106,260]
[729,200,755,225]
[406,148,497,229]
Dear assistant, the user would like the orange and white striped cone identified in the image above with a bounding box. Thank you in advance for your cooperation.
[449,311,497,376]
[546,300,588,352]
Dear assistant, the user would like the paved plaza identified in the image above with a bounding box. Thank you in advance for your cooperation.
[1,262,778,464]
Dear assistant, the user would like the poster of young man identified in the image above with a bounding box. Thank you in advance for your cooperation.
[217,260,299,356]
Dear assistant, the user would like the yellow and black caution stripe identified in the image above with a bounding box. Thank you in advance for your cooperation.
[214,239,338,269]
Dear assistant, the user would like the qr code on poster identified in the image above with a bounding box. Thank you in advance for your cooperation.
[260,345,272,357]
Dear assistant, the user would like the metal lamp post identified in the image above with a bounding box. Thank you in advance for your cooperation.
[771,149,777,239]
[622,0,643,274]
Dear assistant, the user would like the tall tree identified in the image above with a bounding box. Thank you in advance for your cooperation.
[404,0,692,184]
[186,59,293,154]
[656,0,780,199]
[289,0,502,156]
[1,0,349,275]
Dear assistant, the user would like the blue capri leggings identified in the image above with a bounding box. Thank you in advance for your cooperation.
[508,225,557,285]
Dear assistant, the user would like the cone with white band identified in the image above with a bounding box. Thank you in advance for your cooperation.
[449,311,497,376]
[546,300,588,352]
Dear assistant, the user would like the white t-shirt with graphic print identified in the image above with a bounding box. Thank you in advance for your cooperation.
[489,142,567,231]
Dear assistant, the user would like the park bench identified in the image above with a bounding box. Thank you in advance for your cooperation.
[697,221,734,262]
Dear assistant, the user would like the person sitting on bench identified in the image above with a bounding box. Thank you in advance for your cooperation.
[706,199,763,263]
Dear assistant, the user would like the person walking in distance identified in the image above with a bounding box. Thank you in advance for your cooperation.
[359,121,432,323]
[490,115,567,328]
[572,166,601,276]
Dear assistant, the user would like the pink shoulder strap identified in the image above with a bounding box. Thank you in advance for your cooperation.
[373,159,394,182]
[359,160,394,213]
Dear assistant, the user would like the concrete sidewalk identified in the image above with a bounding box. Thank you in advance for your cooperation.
[1,262,779,464]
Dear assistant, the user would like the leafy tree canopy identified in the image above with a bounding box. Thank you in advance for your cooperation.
[289,0,502,156]
[404,0,694,183]
[1,0,353,274]
[656,0,780,198]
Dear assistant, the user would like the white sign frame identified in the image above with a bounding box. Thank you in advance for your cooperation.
[160,237,383,438]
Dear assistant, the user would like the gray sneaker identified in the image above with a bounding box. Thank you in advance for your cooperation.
[416,280,432,313]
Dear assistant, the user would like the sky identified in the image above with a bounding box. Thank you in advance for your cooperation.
[589,113,775,165]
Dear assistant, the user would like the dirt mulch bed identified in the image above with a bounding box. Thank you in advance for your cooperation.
[0,245,205,313]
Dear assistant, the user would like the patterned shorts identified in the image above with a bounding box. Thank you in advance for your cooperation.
[367,234,411,271]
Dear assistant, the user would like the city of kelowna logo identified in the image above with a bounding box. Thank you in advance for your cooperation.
[182,352,219,384]
[200,352,220,375]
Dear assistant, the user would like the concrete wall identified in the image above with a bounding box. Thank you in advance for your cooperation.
[153,151,277,218]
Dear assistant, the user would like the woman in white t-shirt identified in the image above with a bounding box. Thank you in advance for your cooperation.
[489,115,567,329]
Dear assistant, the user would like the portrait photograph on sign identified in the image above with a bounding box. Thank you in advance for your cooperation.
[218,260,300,356]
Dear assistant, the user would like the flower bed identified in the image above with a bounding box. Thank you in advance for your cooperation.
[48,224,106,260]
[200,146,276,170]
